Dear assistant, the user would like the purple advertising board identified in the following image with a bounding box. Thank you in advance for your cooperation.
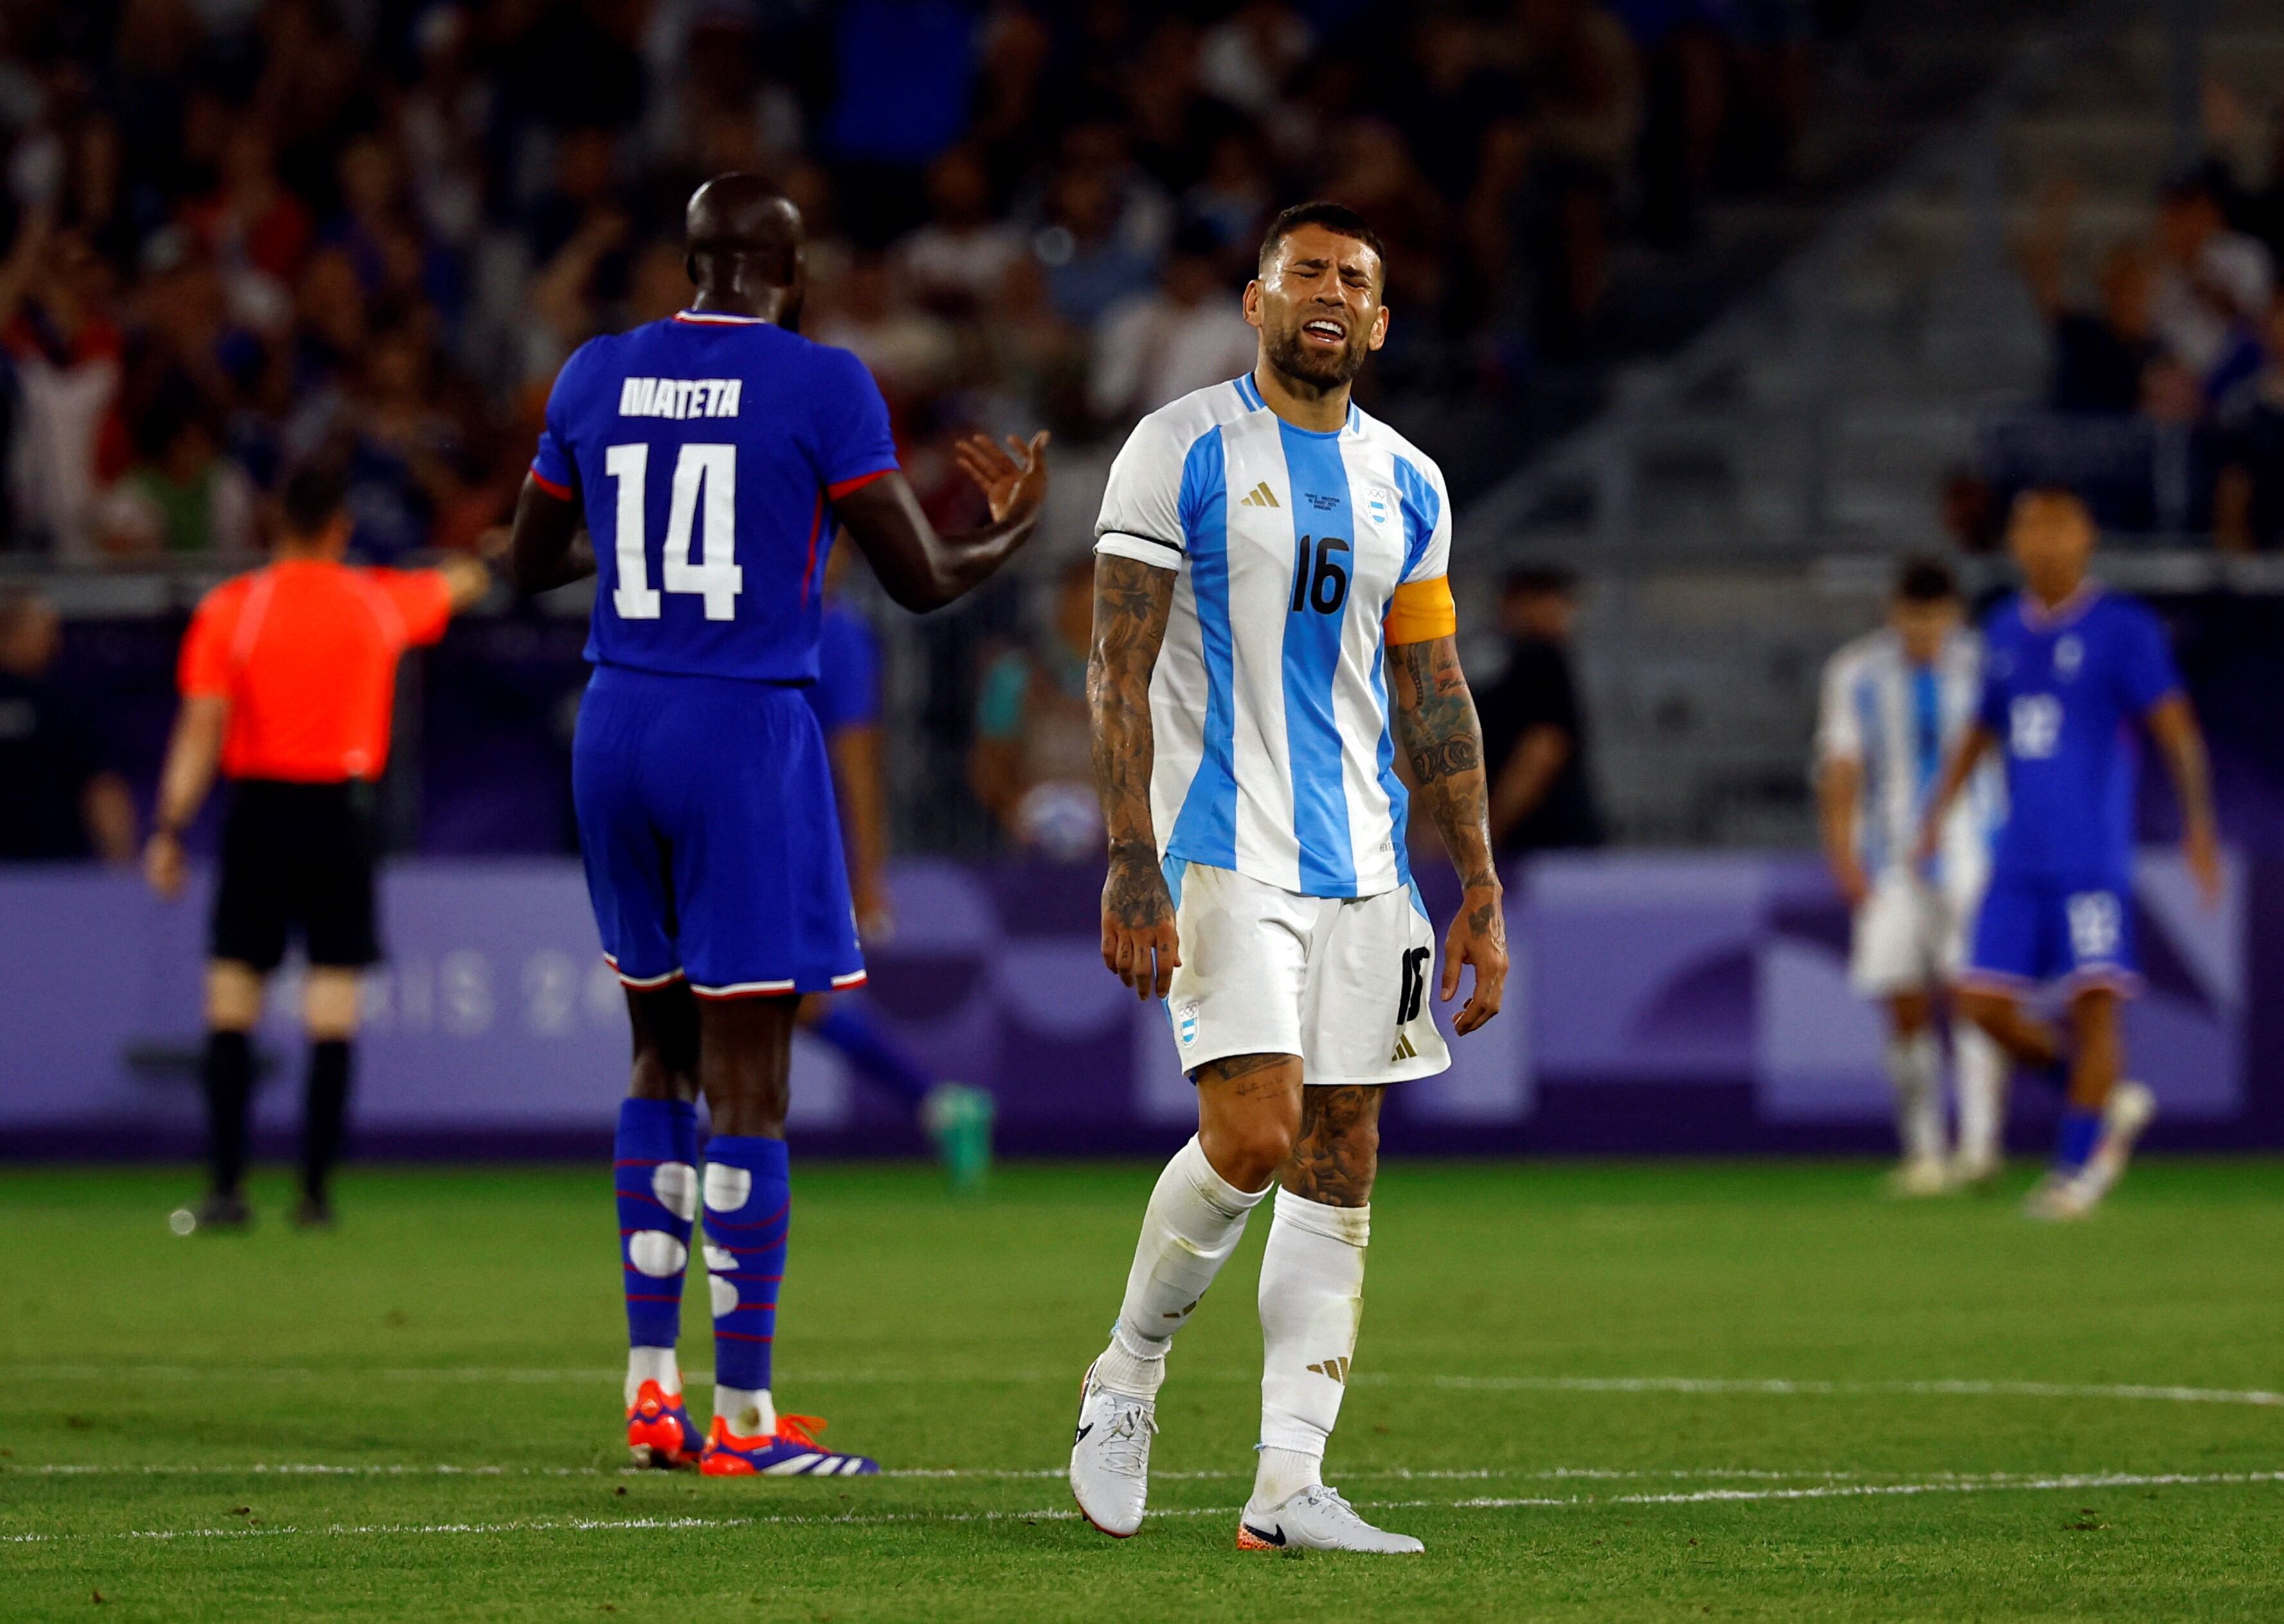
[0,854,2274,1158]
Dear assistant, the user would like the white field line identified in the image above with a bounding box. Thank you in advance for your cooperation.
[7,1366,2281,1407]
[13,1464,1880,1483]
[6,1470,2282,1546]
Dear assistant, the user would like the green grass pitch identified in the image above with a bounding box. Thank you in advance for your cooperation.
[4,1159,2281,1621]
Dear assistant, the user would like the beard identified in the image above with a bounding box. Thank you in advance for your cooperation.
[1263,314,1369,393]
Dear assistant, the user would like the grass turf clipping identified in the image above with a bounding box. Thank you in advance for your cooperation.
[3,1159,2280,1621]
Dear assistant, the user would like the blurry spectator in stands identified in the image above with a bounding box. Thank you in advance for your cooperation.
[2217,293,2284,554]
[332,134,456,327]
[1,215,129,556]
[1940,468,2004,557]
[332,322,466,564]
[1182,127,1273,255]
[811,251,957,427]
[1088,221,1255,426]
[184,120,311,336]
[0,587,136,864]
[1479,564,1603,856]
[398,4,490,258]
[2135,354,2223,537]
[971,554,1101,860]
[2150,168,2272,394]
[626,239,690,327]
[968,2,1051,176]
[898,146,1024,318]
[97,391,255,556]
[1033,160,1161,330]
[1501,0,1641,346]
[1200,0,1314,155]
[1126,18,1224,194]
[2019,186,2159,416]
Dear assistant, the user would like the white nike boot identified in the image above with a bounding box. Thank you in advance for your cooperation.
[1069,1361,1157,1537]
[1237,1484,1424,1554]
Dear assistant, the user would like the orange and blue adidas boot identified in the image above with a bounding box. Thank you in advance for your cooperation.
[625,1380,704,1470]
[697,1412,879,1477]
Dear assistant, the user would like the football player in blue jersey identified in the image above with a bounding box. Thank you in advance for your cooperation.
[801,545,996,1194]
[1918,488,2220,1220]
[508,175,1047,1475]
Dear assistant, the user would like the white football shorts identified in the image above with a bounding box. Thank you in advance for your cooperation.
[1850,867,1987,998]
[1160,859,1452,1088]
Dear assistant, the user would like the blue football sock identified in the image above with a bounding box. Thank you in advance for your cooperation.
[812,1004,934,1110]
[615,1098,699,1353]
[2054,1106,2102,1174]
[702,1135,791,1395]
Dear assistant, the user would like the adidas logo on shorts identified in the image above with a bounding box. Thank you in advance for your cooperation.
[1389,1031,1419,1063]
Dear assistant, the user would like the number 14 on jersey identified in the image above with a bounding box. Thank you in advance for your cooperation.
[605,441,744,621]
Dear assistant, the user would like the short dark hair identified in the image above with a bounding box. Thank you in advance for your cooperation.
[1893,555,1958,604]
[280,457,349,538]
[1501,563,1577,599]
[1257,201,1385,282]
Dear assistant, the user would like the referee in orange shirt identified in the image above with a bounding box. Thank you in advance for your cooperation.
[145,461,492,1231]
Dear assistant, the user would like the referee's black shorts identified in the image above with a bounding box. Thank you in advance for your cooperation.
[209,780,382,971]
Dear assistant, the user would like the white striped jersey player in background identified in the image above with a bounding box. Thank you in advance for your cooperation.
[1815,556,2009,1193]
[1072,201,1509,1555]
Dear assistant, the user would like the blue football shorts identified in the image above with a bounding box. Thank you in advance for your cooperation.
[573,665,864,998]
[1960,869,2139,997]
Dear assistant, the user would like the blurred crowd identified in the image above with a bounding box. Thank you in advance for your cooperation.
[1986,123,2284,552]
[0,0,1856,564]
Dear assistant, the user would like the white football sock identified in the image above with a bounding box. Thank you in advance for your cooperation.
[713,1385,775,1438]
[1096,1135,1268,1400]
[1953,1024,2008,1164]
[1887,1031,1945,1162]
[1254,1186,1369,1508]
[624,1346,681,1408]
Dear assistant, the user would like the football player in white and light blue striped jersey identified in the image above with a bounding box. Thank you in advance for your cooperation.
[1070,202,1508,1556]
[1815,557,2008,1193]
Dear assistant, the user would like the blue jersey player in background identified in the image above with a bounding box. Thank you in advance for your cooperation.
[800,548,998,1194]
[508,175,1048,1475]
[1920,487,2220,1222]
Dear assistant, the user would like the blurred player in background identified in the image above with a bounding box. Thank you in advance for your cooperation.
[1920,489,2220,1220]
[802,545,994,1192]
[146,460,492,1232]
[508,176,1046,1476]
[1074,203,1506,1555]
[1817,557,2009,1194]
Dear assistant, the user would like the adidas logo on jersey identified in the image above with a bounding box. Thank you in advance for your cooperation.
[619,376,745,420]
[1238,482,1279,509]
[1306,1357,1351,1384]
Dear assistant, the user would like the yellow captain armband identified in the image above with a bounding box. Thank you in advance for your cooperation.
[1383,575,1457,644]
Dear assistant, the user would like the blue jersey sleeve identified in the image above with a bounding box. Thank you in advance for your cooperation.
[812,606,882,735]
[530,340,598,498]
[2115,602,2183,715]
[1976,610,2013,734]
[811,347,899,497]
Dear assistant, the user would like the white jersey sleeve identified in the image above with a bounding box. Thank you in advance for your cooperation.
[1093,411,1191,573]
[1816,642,1867,767]
[1392,454,1452,584]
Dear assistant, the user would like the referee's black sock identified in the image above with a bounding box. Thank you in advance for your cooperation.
[202,1030,253,1197]
[302,1040,354,1203]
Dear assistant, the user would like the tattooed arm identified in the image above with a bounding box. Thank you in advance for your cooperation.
[1389,633,1508,1034]
[1088,552,1181,999]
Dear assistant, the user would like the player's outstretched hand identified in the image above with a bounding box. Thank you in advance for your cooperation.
[1442,882,1507,1035]
[955,431,1050,525]
[1101,845,1180,1001]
